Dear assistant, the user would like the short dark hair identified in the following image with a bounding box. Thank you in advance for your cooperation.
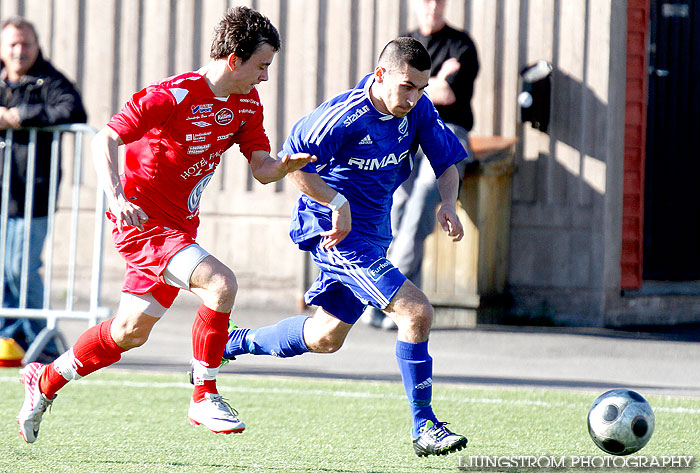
[377,37,431,73]
[210,6,280,61]
[1,16,39,44]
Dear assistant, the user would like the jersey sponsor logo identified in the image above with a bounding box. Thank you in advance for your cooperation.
[215,108,234,125]
[358,134,373,145]
[239,108,256,114]
[217,133,233,141]
[187,144,211,154]
[348,149,410,171]
[191,104,213,114]
[367,257,393,281]
[185,132,211,142]
[192,121,212,127]
[239,98,260,106]
[188,172,214,213]
[181,156,217,179]
[344,105,369,127]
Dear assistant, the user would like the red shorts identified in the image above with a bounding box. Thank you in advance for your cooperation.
[112,222,197,308]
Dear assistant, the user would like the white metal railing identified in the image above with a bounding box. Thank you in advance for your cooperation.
[0,123,109,363]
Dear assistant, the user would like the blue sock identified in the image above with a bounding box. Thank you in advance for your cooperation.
[396,339,437,438]
[223,328,250,358]
[244,315,309,358]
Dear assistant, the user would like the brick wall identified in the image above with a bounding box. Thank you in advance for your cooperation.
[620,0,649,289]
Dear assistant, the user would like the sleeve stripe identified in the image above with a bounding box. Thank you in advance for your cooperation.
[304,89,365,145]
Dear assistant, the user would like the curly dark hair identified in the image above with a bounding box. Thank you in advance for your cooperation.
[210,6,280,61]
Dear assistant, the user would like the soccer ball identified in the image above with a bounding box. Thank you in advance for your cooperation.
[587,389,654,455]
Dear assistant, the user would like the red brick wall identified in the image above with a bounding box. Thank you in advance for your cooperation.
[621,0,649,289]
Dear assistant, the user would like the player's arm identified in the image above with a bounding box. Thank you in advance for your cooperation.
[91,126,148,232]
[248,150,317,184]
[287,169,351,249]
[436,164,464,242]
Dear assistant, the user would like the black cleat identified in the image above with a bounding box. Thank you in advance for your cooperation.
[412,421,468,457]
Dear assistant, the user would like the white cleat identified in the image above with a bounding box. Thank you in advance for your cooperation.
[17,362,55,443]
[188,393,245,434]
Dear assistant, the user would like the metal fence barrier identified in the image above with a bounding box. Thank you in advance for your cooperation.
[0,123,109,363]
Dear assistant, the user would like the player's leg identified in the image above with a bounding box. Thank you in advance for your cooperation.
[171,246,244,434]
[303,239,466,455]
[225,313,310,358]
[383,280,467,456]
[224,284,356,359]
[301,306,353,353]
[187,253,236,399]
[18,292,166,443]
[222,249,369,360]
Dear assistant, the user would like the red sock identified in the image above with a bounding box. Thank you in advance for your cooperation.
[39,318,126,398]
[191,305,230,402]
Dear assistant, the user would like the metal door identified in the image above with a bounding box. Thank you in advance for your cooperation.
[643,0,700,280]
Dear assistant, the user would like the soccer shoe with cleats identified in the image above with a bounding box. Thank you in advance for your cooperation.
[188,393,245,434]
[412,421,468,457]
[17,362,55,443]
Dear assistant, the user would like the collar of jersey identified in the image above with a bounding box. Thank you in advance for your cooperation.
[182,71,234,101]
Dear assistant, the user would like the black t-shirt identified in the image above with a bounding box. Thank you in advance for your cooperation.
[407,25,479,131]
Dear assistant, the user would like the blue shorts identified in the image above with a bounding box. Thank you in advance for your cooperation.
[304,234,407,324]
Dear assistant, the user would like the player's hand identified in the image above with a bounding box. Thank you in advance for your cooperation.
[280,153,317,174]
[437,203,464,242]
[320,201,351,249]
[110,195,149,232]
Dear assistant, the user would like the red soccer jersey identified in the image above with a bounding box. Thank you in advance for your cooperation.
[107,71,270,235]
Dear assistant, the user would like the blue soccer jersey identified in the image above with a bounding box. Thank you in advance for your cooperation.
[281,73,468,248]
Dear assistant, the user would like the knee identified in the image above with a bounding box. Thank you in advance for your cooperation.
[417,304,434,333]
[208,270,238,309]
[400,303,433,338]
[111,319,151,349]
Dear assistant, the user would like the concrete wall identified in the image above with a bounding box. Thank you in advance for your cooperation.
[7,1,636,322]
[499,0,629,327]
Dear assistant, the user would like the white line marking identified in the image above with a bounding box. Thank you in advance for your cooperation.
[1,375,698,414]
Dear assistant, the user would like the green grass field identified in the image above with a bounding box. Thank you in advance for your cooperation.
[1,368,699,473]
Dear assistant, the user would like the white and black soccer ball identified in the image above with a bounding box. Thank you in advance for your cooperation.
[587,389,654,455]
